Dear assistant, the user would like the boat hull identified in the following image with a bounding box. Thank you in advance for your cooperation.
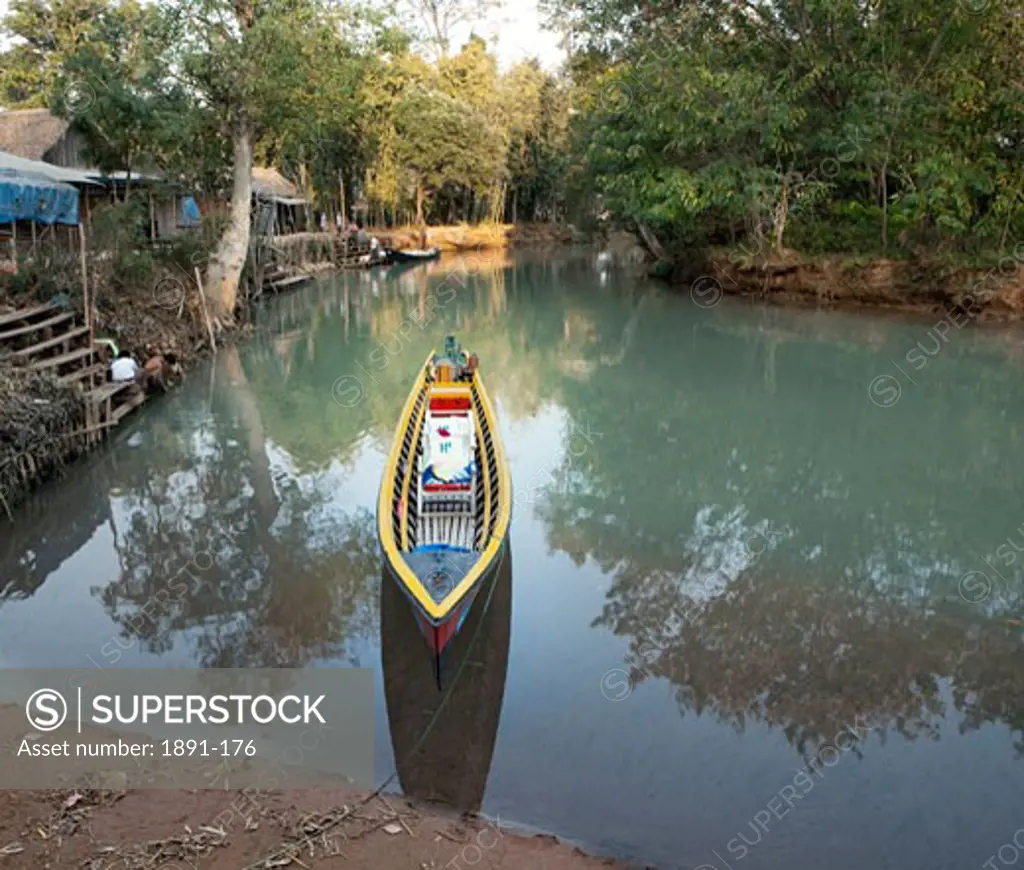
[390,247,441,263]
[381,544,511,807]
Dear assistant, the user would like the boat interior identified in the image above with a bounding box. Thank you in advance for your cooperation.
[380,344,507,619]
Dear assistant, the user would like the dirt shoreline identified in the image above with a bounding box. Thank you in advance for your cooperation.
[692,253,1024,323]
[0,786,628,869]
[368,222,583,252]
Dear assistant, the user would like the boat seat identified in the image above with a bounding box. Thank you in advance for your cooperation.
[421,412,474,493]
[429,395,471,413]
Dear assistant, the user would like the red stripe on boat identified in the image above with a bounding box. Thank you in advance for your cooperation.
[429,396,471,411]
[423,482,471,491]
[413,603,467,654]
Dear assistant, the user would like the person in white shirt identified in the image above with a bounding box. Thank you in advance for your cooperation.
[110,350,140,383]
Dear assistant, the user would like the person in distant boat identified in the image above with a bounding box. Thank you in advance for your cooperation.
[110,349,140,383]
[140,352,183,394]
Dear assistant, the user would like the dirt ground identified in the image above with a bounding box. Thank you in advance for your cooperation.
[0,786,629,870]
[705,253,1024,322]
[0,698,631,870]
[368,223,583,252]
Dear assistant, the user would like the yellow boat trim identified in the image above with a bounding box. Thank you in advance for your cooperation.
[378,354,430,575]
[377,351,511,622]
[472,388,492,546]
[399,388,428,550]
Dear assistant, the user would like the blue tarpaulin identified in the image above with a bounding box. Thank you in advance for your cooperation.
[179,195,200,227]
[0,168,79,225]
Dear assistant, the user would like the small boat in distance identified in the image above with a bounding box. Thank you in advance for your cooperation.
[389,247,441,263]
[378,336,511,662]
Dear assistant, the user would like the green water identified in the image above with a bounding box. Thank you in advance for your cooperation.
[1,249,1023,869]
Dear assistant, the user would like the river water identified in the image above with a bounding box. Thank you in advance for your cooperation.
[2,249,1023,870]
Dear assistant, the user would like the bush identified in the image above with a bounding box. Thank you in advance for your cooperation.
[0,252,83,309]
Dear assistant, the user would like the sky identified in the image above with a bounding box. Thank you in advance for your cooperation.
[455,0,566,71]
[0,0,567,70]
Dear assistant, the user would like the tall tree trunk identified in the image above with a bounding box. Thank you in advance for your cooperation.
[219,346,279,532]
[749,201,767,257]
[999,182,1021,252]
[415,180,424,226]
[205,114,253,321]
[881,159,889,253]
[338,170,346,229]
[512,188,517,224]
[773,174,790,254]
[299,160,313,230]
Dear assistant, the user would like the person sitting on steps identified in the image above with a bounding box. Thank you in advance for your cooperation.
[110,349,140,383]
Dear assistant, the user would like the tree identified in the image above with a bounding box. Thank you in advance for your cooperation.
[0,0,107,107]
[551,0,1024,259]
[170,0,337,320]
[501,60,570,222]
[393,84,502,224]
[53,1,194,191]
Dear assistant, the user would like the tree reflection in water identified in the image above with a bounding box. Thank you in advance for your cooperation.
[91,345,382,669]
[526,286,1024,760]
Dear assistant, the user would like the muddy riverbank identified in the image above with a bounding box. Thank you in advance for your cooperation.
[692,251,1024,322]
[0,787,626,869]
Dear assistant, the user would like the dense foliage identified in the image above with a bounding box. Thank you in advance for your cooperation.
[0,0,571,227]
[3,0,1020,262]
[546,0,1024,259]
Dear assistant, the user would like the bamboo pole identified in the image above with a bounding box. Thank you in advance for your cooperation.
[338,170,346,230]
[11,221,16,275]
[195,267,217,352]
[79,222,91,343]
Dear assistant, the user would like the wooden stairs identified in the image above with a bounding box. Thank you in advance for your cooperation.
[0,303,147,446]
[262,264,313,294]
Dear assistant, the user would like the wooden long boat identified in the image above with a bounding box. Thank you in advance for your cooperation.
[389,247,441,263]
[378,337,511,659]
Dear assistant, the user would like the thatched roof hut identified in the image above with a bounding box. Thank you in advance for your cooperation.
[251,166,304,202]
[0,109,71,162]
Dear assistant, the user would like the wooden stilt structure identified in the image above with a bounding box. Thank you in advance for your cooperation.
[79,223,91,343]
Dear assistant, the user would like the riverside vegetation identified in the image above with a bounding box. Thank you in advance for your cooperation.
[542,0,1024,308]
[2,0,1021,315]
